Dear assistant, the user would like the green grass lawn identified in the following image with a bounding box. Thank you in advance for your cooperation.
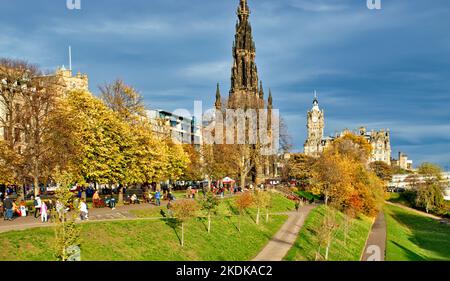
[284,205,373,261]
[387,192,411,206]
[385,204,450,261]
[0,192,294,261]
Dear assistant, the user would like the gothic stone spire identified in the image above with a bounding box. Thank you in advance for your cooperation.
[229,0,259,108]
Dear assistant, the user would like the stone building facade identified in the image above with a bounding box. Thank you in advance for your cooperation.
[303,95,391,165]
[0,65,89,151]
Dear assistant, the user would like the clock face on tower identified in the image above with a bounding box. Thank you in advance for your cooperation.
[312,116,318,123]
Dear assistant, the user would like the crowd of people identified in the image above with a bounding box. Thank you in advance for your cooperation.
[0,193,91,223]
[0,181,260,224]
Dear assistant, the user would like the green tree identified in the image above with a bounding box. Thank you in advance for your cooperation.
[199,191,220,233]
[414,163,446,213]
[53,171,81,261]
[253,190,272,225]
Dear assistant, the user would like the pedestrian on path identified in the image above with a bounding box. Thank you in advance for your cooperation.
[19,201,27,217]
[155,191,161,206]
[34,195,42,218]
[79,199,89,220]
[41,201,48,223]
[3,196,14,221]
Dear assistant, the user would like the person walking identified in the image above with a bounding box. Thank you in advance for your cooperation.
[3,195,14,221]
[79,199,89,221]
[19,201,27,217]
[34,195,42,218]
[110,196,116,210]
[155,190,161,206]
[56,200,64,221]
[41,201,48,223]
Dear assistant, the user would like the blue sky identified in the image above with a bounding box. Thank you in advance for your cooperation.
[1,0,450,169]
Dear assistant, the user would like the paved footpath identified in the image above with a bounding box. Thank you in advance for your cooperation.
[0,202,164,234]
[253,205,316,261]
[361,212,386,261]
[0,194,236,234]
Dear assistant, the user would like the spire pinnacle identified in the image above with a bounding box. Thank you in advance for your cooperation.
[268,89,273,106]
[215,83,222,109]
[237,0,250,20]
[313,90,319,105]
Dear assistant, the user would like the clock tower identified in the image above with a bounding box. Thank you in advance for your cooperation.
[304,91,325,156]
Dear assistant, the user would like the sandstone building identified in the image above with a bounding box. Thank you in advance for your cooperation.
[303,94,392,165]
[0,65,89,152]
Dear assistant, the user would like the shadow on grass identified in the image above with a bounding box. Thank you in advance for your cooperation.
[163,218,181,245]
[224,216,240,232]
[225,200,239,216]
[389,207,450,260]
[391,241,425,261]
[197,217,208,232]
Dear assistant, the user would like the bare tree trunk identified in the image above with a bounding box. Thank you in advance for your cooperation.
[181,222,184,247]
[256,207,260,225]
[34,174,39,196]
[240,171,246,190]
[118,186,124,204]
[265,209,269,223]
[325,239,331,261]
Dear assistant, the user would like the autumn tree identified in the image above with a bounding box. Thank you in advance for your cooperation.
[172,200,200,247]
[310,133,385,217]
[330,133,372,164]
[0,140,21,185]
[19,72,62,196]
[182,144,203,181]
[287,153,316,188]
[369,161,393,183]
[64,90,129,195]
[99,79,146,123]
[0,59,39,150]
[199,191,220,233]
[234,192,254,232]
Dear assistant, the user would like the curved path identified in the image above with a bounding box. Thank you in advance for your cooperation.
[361,212,386,261]
[253,205,316,261]
[0,201,165,233]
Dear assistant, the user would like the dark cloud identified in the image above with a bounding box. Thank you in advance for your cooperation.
[1,0,449,168]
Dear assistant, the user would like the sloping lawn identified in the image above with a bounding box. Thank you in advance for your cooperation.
[385,204,450,261]
[0,192,294,261]
[284,205,373,261]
